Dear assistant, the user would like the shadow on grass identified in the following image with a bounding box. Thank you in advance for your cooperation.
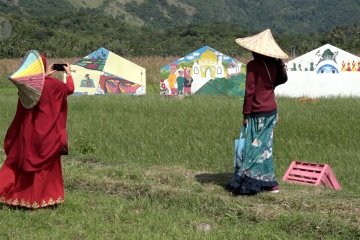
[195,172,233,188]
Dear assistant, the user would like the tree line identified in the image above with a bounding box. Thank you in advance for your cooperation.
[0,9,359,59]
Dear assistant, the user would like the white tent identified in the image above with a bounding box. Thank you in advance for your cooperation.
[276,44,360,97]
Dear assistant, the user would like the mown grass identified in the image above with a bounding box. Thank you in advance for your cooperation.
[0,58,359,239]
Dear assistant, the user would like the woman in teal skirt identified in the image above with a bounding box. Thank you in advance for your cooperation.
[227,29,288,195]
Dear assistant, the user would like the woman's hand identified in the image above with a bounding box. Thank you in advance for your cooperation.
[243,118,248,126]
[46,63,56,76]
[64,63,71,76]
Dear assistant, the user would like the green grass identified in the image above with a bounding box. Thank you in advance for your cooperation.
[0,86,360,239]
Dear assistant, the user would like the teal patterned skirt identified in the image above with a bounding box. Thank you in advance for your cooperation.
[227,113,278,195]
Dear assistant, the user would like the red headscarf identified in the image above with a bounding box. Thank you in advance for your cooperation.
[40,53,47,71]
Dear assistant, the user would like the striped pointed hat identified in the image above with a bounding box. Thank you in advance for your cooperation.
[8,50,45,109]
[235,29,288,59]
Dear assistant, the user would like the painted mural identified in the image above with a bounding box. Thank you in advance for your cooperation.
[160,46,245,96]
[75,48,108,71]
[275,44,360,97]
[286,44,360,74]
[69,47,146,96]
[96,74,142,94]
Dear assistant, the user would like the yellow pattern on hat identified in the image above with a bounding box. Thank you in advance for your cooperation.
[8,50,45,109]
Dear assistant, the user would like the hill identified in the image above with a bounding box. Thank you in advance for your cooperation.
[2,0,360,33]
[0,0,360,58]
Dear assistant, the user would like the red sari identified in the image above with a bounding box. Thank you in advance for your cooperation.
[0,75,74,208]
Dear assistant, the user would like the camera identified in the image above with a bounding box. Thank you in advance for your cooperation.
[52,63,66,71]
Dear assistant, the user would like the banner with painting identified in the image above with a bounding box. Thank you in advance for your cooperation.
[69,48,146,96]
[160,46,245,96]
[276,44,360,97]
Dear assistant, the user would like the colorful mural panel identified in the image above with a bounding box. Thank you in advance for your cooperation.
[276,44,360,97]
[98,74,142,94]
[69,47,146,96]
[74,48,108,71]
[160,46,245,96]
[286,45,360,74]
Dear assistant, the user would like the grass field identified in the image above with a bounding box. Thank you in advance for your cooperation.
[0,58,359,239]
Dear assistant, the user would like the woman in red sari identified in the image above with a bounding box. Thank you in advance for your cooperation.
[0,54,74,208]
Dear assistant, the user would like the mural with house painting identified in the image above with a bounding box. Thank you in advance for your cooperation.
[160,46,245,96]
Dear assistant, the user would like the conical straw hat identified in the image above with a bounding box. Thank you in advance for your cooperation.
[8,50,45,109]
[235,29,288,59]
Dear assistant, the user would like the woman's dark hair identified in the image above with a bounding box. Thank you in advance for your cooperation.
[252,52,275,61]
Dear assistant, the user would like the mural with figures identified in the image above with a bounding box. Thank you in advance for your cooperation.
[160,46,246,96]
[276,44,360,97]
[69,47,146,96]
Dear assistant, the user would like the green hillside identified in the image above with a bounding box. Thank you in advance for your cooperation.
[3,0,359,32]
[0,0,360,58]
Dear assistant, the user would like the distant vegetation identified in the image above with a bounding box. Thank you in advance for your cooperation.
[0,0,360,58]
